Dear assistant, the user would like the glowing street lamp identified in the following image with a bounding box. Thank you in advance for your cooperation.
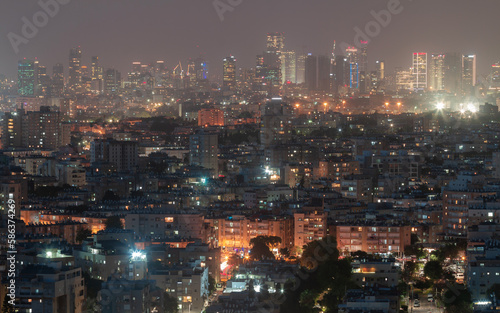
[131,251,146,261]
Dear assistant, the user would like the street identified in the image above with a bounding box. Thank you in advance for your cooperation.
[410,294,443,313]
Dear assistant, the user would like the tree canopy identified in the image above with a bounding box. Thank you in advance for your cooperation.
[424,260,443,281]
[104,216,124,230]
[249,236,282,261]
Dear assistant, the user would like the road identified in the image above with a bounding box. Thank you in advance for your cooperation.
[410,295,443,313]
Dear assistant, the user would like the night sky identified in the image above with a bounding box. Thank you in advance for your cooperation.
[1,0,499,80]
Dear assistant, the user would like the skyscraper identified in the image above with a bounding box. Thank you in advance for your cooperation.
[375,60,385,81]
[280,51,296,84]
[317,55,331,92]
[490,62,500,90]
[346,47,360,89]
[412,53,427,91]
[462,54,476,96]
[194,58,209,81]
[68,47,82,89]
[358,44,368,75]
[90,56,102,80]
[296,54,306,84]
[34,62,48,96]
[51,63,64,97]
[396,67,414,91]
[429,54,445,91]
[90,56,103,93]
[305,54,317,91]
[263,32,284,87]
[443,52,462,95]
[223,56,236,90]
[333,55,349,94]
[104,68,121,94]
[18,59,35,96]
[266,32,284,53]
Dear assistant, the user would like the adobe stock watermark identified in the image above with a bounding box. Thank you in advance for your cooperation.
[7,0,72,54]
[339,0,412,54]
[213,0,243,22]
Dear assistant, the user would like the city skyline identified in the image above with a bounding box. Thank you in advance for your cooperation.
[4,2,500,313]
[1,0,500,79]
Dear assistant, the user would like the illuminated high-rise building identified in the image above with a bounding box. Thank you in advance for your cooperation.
[490,62,500,90]
[17,59,35,96]
[296,53,306,84]
[396,67,414,91]
[346,47,359,89]
[412,52,427,91]
[90,56,102,80]
[194,57,208,81]
[462,54,476,96]
[35,64,48,96]
[264,32,284,87]
[375,60,385,81]
[237,67,255,90]
[358,44,368,75]
[51,63,64,97]
[68,47,82,89]
[223,56,236,90]
[128,62,142,86]
[429,54,445,91]
[266,32,284,53]
[90,56,103,93]
[280,51,296,84]
[104,68,121,94]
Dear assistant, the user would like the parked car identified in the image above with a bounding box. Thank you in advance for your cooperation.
[414,300,420,307]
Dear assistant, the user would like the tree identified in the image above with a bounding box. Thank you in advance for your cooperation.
[208,275,216,294]
[404,244,426,259]
[424,260,443,281]
[299,289,318,312]
[402,260,417,282]
[351,250,369,259]
[249,236,282,261]
[248,279,255,298]
[102,190,120,202]
[2,295,14,313]
[163,292,178,313]
[76,228,92,243]
[249,239,275,261]
[443,285,473,313]
[487,283,500,299]
[280,247,290,258]
[301,236,339,269]
[105,216,123,230]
